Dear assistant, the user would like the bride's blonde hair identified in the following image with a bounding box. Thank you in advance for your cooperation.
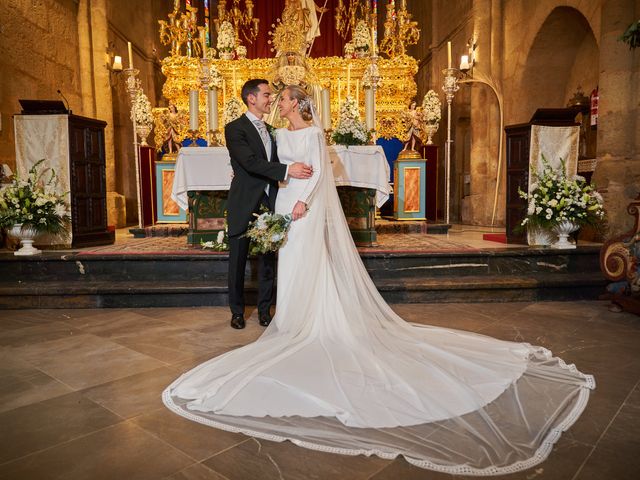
[284,85,313,122]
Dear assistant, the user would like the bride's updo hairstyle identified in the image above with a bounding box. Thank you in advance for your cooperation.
[285,85,313,122]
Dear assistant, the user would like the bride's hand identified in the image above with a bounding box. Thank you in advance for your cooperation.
[292,201,307,221]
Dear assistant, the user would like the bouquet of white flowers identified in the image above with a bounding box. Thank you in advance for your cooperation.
[217,21,236,53]
[422,90,442,125]
[244,207,293,255]
[519,155,605,230]
[131,89,154,127]
[223,97,245,126]
[353,20,370,53]
[332,96,370,146]
[0,159,70,233]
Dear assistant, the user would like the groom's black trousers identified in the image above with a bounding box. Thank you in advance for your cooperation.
[227,197,275,317]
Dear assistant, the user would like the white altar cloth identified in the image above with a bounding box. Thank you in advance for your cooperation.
[172,145,390,211]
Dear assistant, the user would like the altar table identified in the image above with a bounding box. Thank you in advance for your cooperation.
[172,145,390,246]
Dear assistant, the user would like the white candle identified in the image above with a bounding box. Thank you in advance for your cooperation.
[321,88,331,130]
[347,63,351,96]
[127,41,133,69]
[460,54,470,71]
[365,88,374,130]
[208,88,218,131]
[189,89,199,131]
[447,41,452,68]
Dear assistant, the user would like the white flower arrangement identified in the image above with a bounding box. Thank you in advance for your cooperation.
[353,20,371,52]
[235,45,247,59]
[332,96,370,146]
[343,41,355,57]
[217,21,236,53]
[201,222,228,251]
[519,155,606,230]
[223,97,245,126]
[131,89,154,127]
[422,90,442,125]
[0,159,70,233]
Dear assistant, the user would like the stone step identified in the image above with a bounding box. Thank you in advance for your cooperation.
[0,272,606,309]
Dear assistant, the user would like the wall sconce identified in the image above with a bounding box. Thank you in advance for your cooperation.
[459,38,477,74]
[107,42,123,87]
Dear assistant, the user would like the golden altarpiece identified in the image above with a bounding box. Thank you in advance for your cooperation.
[140,0,423,245]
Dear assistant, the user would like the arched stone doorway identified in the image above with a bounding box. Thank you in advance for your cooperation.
[517,7,599,122]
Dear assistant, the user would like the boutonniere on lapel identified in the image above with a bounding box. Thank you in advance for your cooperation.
[266,123,276,138]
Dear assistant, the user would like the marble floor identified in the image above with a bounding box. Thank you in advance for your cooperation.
[0,301,638,480]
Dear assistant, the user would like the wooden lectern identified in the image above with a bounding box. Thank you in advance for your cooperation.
[14,108,115,247]
[505,108,580,244]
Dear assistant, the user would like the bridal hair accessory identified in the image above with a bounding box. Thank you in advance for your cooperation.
[298,96,314,116]
[244,206,293,255]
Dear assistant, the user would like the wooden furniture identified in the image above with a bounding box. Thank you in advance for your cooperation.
[600,195,640,315]
[505,109,579,244]
[138,146,157,226]
[67,115,114,247]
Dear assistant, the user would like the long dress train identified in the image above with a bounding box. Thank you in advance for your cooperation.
[163,125,594,476]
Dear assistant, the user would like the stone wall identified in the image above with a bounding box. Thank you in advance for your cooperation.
[0,0,82,171]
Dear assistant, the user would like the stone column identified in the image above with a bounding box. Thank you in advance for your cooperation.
[467,0,502,225]
[77,0,96,119]
[593,0,640,237]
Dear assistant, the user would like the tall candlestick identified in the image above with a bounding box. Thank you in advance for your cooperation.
[189,90,199,131]
[208,88,218,131]
[321,88,331,130]
[127,41,133,69]
[447,41,452,68]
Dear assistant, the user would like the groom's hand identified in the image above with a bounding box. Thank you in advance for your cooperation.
[288,162,313,179]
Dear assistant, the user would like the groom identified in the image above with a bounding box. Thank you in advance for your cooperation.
[224,79,313,329]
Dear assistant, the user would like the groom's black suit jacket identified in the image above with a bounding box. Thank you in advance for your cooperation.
[225,114,287,237]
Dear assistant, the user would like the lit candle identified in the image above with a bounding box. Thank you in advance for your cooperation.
[189,90,199,131]
[127,41,133,69]
[321,88,331,130]
[447,41,452,69]
[112,55,123,71]
[208,88,218,131]
[460,54,470,71]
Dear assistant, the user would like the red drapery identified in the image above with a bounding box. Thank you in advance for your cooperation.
[206,0,347,59]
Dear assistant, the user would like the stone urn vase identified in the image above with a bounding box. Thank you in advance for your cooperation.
[136,124,151,147]
[424,123,439,145]
[10,223,42,256]
[551,220,579,249]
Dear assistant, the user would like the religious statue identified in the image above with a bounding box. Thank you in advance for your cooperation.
[399,101,424,158]
[161,104,185,154]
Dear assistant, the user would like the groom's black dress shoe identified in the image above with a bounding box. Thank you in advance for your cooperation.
[259,312,272,327]
[230,314,245,329]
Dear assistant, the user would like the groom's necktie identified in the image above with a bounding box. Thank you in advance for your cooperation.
[252,120,271,160]
[252,119,272,197]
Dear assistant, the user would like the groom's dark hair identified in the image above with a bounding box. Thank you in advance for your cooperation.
[241,79,269,106]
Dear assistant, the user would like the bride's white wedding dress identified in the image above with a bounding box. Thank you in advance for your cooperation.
[163,125,594,475]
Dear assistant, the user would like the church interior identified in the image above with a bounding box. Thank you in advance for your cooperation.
[0,0,639,478]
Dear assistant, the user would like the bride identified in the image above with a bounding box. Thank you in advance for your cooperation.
[163,86,594,475]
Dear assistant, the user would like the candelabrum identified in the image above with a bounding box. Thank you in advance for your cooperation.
[213,0,259,46]
[441,67,460,226]
[380,0,420,58]
[124,67,144,228]
[335,0,369,40]
[159,2,200,57]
